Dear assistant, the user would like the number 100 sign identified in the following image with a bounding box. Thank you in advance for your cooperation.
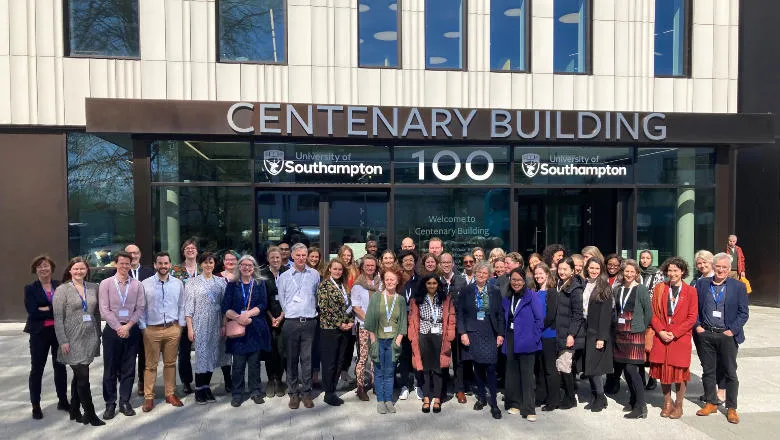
[410,149,494,181]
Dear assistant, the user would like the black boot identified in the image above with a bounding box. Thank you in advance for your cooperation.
[559,374,577,409]
[624,403,648,419]
[584,392,596,410]
[69,386,83,423]
[78,384,106,426]
[591,393,607,412]
[31,403,43,420]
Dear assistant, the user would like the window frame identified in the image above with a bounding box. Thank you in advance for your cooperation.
[653,0,693,78]
[489,0,532,73]
[552,0,593,75]
[63,0,141,59]
[215,0,290,65]
[424,0,469,71]
[357,0,404,69]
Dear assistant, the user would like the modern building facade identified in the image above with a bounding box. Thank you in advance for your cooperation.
[0,0,775,319]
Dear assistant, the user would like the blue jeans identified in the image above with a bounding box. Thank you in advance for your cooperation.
[374,339,395,402]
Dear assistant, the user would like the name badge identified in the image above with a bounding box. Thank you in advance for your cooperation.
[510,322,514,330]
[618,317,626,324]
[712,310,722,318]
[383,326,393,333]
[476,311,486,321]
[293,296,303,303]
[431,324,442,334]
[82,314,93,322]
[118,309,130,318]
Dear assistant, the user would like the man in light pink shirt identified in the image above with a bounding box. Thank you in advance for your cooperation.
[99,251,145,419]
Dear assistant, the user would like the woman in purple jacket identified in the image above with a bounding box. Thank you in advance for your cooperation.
[502,268,544,421]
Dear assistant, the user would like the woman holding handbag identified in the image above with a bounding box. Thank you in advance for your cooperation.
[222,255,270,408]
[649,257,698,419]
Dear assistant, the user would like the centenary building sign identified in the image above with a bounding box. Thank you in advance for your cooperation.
[226,102,668,142]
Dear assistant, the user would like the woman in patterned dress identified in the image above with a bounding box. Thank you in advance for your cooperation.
[185,252,228,404]
[612,259,653,419]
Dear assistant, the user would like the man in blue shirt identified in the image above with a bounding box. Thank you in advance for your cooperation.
[139,252,186,413]
[277,243,321,409]
[694,252,749,424]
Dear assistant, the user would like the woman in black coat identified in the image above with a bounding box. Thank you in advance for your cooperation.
[582,257,614,412]
[24,255,69,420]
[554,257,585,409]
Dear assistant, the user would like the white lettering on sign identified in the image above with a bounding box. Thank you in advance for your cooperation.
[262,149,383,178]
[412,149,495,182]
[520,153,628,179]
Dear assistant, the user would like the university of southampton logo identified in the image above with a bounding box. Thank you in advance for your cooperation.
[263,150,285,176]
[521,153,541,178]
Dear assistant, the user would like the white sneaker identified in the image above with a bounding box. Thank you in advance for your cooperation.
[415,387,424,400]
[507,407,521,415]
[399,386,410,400]
[527,414,537,422]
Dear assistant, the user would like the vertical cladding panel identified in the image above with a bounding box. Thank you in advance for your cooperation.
[288,5,313,66]
[489,73,511,108]
[89,58,109,97]
[0,56,9,122]
[692,79,714,112]
[240,64,258,101]
[553,74,574,110]
[532,0,553,18]
[116,59,126,98]
[62,58,90,125]
[182,0,191,62]
[672,77,690,112]
[379,69,398,106]
[510,74,529,108]
[215,62,241,100]
[141,60,167,99]
[107,60,116,98]
[594,0,615,21]
[288,65,313,102]
[614,76,628,110]
[0,0,8,55]
[311,5,327,67]
[613,21,629,77]
[729,0,739,26]
[592,75,614,111]
[310,65,328,103]
[191,61,208,100]
[531,73,553,108]
[357,68,381,104]
[207,61,216,99]
[35,0,54,57]
[693,0,714,24]
[140,0,167,60]
[53,0,63,57]
[423,69,446,107]
[692,25,714,79]
[334,66,351,104]
[333,5,350,68]
[54,57,63,123]
[8,0,26,55]
[714,0,730,25]
[593,20,615,76]
[712,25,729,79]
[531,16,553,74]
[167,61,184,99]
[9,55,29,123]
[189,0,208,62]
[572,75,590,110]
[653,77,674,112]
[36,57,55,124]
[206,0,216,62]
[712,78,728,113]
[133,60,142,99]
[727,78,737,113]
[728,25,738,80]
[166,0,184,61]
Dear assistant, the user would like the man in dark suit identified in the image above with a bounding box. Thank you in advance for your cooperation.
[124,244,154,396]
[694,252,749,424]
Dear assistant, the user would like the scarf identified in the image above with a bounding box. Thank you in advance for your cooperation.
[353,273,382,293]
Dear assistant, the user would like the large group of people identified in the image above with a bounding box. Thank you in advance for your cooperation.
[23,235,750,426]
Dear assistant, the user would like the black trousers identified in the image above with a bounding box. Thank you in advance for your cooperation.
[397,336,416,389]
[341,332,356,373]
[265,322,286,381]
[505,352,536,415]
[102,325,140,405]
[699,330,740,408]
[453,341,473,393]
[320,328,350,393]
[423,369,443,399]
[535,338,560,406]
[473,362,498,407]
[137,335,145,386]
[693,332,728,389]
[178,327,193,385]
[70,364,96,416]
[283,318,317,395]
[28,326,68,405]
[615,362,645,408]
[195,371,213,388]
[232,351,262,397]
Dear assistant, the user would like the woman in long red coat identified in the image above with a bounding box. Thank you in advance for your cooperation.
[408,273,456,413]
[649,257,699,419]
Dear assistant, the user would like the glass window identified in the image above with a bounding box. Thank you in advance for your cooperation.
[654,0,690,77]
[514,146,633,185]
[490,0,529,71]
[553,0,590,73]
[255,143,390,184]
[66,0,140,58]
[218,0,286,63]
[256,191,321,263]
[395,188,511,268]
[425,0,466,69]
[152,186,253,265]
[67,133,134,268]
[394,146,509,184]
[358,1,400,67]
[151,141,252,183]
[329,192,389,257]
[636,147,715,185]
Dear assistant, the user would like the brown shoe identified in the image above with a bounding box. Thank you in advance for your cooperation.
[288,395,300,410]
[660,398,673,418]
[356,387,370,401]
[142,399,154,413]
[669,399,684,419]
[696,403,718,416]
[302,394,314,408]
[727,408,740,424]
[456,392,467,404]
[165,395,184,407]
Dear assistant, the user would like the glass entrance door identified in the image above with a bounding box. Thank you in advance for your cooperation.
[256,190,388,263]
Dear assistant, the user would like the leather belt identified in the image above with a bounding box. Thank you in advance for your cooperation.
[702,324,727,333]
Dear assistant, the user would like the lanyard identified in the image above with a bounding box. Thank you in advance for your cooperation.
[619,286,632,314]
[186,266,198,279]
[42,285,53,302]
[710,284,725,305]
[668,285,680,318]
[114,277,129,307]
[383,292,397,322]
[511,293,521,316]
[72,281,87,312]
[241,280,254,309]
[426,295,440,323]
[292,270,308,293]
[475,284,487,309]
[331,278,348,306]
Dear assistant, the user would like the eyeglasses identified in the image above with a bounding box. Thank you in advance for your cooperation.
[463,260,474,265]
[607,263,621,268]
[239,264,255,269]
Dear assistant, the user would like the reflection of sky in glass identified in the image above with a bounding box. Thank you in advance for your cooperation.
[655,0,685,76]
[425,0,465,69]
[358,1,400,67]
[553,0,588,73]
[490,0,527,71]
[219,0,286,62]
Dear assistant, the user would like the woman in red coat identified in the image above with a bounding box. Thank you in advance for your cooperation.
[649,257,698,419]
[408,273,456,413]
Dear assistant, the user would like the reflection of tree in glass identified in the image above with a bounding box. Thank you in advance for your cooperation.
[219,0,285,62]
[68,0,139,57]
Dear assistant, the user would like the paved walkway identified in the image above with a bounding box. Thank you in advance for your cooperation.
[2,306,780,440]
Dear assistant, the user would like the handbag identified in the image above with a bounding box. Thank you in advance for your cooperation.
[226,284,252,339]
[739,276,753,294]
